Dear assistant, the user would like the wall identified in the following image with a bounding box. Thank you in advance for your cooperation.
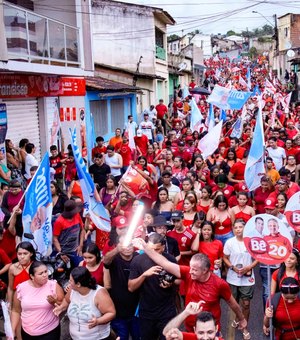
[191,34,212,57]
[92,2,156,75]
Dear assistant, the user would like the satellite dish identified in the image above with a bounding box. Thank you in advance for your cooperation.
[287,49,295,58]
[285,41,292,50]
[178,62,187,72]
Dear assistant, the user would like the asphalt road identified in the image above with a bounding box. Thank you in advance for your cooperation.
[220,266,270,340]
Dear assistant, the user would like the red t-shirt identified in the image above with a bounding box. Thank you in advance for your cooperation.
[92,146,107,159]
[229,161,246,181]
[173,150,192,164]
[180,266,232,331]
[156,104,168,120]
[134,135,149,155]
[168,229,196,266]
[0,229,16,260]
[198,240,223,271]
[115,142,132,166]
[0,248,11,266]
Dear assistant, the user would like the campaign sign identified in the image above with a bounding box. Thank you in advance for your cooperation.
[284,191,300,233]
[243,214,292,265]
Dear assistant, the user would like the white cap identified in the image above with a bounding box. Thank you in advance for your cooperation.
[137,129,142,137]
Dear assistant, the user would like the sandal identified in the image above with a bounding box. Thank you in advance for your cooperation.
[242,331,251,340]
[231,320,239,328]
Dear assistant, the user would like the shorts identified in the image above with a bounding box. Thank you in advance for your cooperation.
[229,284,254,300]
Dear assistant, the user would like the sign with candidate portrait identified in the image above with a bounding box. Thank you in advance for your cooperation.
[243,214,293,265]
[284,191,300,233]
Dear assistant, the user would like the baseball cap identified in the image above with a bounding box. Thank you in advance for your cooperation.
[171,211,183,220]
[178,141,185,147]
[234,182,248,192]
[137,129,142,137]
[149,215,168,227]
[264,198,277,210]
[112,216,128,229]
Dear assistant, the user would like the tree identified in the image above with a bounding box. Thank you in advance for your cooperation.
[168,34,180,42]
[226,30,236,36]
[249,47,258,59]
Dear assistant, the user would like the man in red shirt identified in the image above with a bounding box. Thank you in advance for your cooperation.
[134,241,247,333]
[115,135,132,174]
[92,136,107,159]
[227,137,246,160]
[134,129,149,157]
[173,140,192,165]
[156,99,168,131]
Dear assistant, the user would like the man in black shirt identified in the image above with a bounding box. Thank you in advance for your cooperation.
[128,233,177,340]
[103,239,140,340]
[149,215,180,261]
[88,153,111,189]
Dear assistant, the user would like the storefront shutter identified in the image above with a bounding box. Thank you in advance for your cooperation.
[5,98,41,161]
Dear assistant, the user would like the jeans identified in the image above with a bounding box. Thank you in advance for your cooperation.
[215,231,234,246]
[259,266,277,310]
[111,316,140,340]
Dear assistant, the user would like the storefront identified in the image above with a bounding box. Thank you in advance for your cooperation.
[0,74,86,159]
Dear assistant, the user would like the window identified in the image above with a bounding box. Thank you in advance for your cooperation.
[90,100,108,136]
[111,99,125,131]
[285,27,288,37]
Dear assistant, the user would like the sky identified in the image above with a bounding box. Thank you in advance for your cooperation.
[128,0,300,35]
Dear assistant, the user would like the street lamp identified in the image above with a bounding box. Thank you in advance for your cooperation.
[252,11,275,27]
[252,11,278,50]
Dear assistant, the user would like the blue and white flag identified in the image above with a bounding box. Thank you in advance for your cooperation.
[86,111,96,165]
[230,117,243,139]
[22,153,53,256]
[207,84,252,110]
[183,85,191,98]
[247,67,251,90]
[251,85,261,97]
[244,98,266,191]
[219,109,227,122]
[70,128,111,232]
[198,120,223,160]
[208,104,215,131]
[190,98,203,132]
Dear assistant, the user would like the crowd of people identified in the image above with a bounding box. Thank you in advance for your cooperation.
[1,55,300,340]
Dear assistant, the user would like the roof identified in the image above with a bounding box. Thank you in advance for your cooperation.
[92,0,175,25]
[85,76,140,92]
[94,63,166,80]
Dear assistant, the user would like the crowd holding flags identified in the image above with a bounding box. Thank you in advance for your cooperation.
[69,128,111,232]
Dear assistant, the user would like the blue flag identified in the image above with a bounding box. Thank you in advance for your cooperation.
[208,104,215,131]
[183,85,191,99]
[230,117,243,138]
[251,85,261,97]
[190,98,203,132]
[70,128,111,232]
[220,109,227,122]
[207,84,252,110]
[244,99,266,191]
[86,111,96,165]
[22,153,53,255]
[247,67,251,90]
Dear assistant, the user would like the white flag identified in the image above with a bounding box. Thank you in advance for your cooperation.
[198,120,223,160]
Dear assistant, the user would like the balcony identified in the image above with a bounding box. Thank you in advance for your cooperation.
[156,45,166,61]
[3,2,80,67]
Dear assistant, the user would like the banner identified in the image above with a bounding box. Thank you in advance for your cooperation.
[0,103,7,145]
[284,192,300,233]
[244,98,265,191]
[207,85,252,110]
[69,128,111,232]
[22,153,53,256]
[121,166,151,199]
[183,85,191,99]
[243,214,292,265]
[198,120,223,160]
[190,97,203,132]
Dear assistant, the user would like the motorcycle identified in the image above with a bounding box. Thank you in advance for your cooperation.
[24,233,71,291]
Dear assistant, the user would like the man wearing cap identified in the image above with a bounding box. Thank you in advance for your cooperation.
[149,215,180,261]
[173,140,192,164]
[167,211,196,267]
[139,113,155,143]
[53,200,85,266]
[134,129,149,157]
[158,171,180,202]
[128,233,178,340]
[89,153,111,190]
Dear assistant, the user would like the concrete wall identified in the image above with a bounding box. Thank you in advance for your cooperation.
[191,34,212,57]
